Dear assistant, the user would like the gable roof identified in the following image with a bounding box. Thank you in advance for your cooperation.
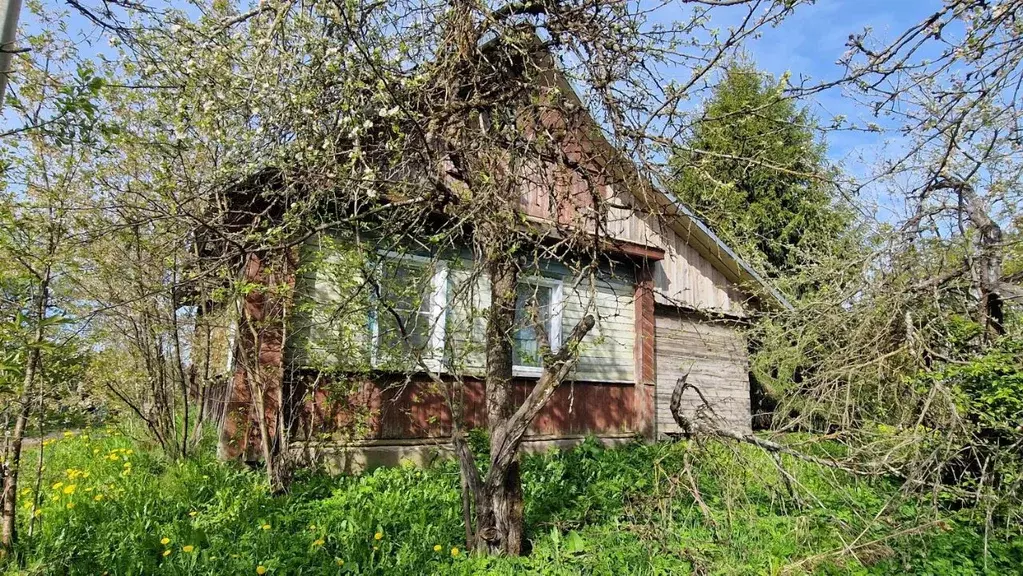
[533,47,792,311]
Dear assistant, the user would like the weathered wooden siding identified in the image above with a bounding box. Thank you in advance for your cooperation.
[605,186,747,315]
[294,376,640,441]
[519,173,748,315]
[516,86,752,317]
[654,308,751,435]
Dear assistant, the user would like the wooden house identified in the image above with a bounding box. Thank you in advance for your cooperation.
[214,42,790,472]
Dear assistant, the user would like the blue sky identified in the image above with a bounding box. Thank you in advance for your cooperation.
[12,0,937,218]
[732,0,924,161]
[666,0,936,220]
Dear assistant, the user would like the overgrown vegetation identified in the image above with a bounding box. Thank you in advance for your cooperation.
[4,433,1020,575]
[2,0,1023,568]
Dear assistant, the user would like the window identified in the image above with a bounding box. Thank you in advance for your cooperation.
[369,255,447,369]
[513,277,563,375]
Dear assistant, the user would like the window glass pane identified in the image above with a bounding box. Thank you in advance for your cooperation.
[376,263,433,359]
[513,283,552,367]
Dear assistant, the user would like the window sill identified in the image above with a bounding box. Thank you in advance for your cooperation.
[511,369,636,385]
[512,366,544,378]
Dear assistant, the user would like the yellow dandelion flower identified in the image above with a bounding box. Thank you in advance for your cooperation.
[261,523,271,530]
[434,544,442,552]
[256,566,267,575]
[94,494,104,502]
[63,484,77,495]
[189,511,197,517]
[52,482,64,491]
[160,537,171,545]
[163,549,172,557]
[374,531,383,540]
[33,510,41,518]
[66,503,75,510]
[312,538,325,547]
[182,545,195,553]
[451,547,460,557]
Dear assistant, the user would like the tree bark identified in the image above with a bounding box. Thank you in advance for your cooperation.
[926,176,1007,339]
[462,244,596,554]
[0,379,33,557]
[478,252,522,554]
[0,277,48,558]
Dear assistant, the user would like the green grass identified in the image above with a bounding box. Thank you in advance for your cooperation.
[3,430,1021,575]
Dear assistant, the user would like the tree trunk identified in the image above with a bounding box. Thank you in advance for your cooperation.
[0,380,33,557]
[462,245,596,555]
[0,280,47,558]
[929,176,1007,339]
[478,252,523,555]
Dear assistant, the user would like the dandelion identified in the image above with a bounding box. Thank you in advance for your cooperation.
[163,550,172,557]
[189,511,197,517]
[33,510,41,518]
[66,503,75,510]
[261,523,271,530]
[94,494,104,502]
[161,537,171,545]
[451,547,460,557]
[52,482,64,491]
[182,545,195,553]
[313,538,325,547]
[63,484,77,495]
[374,531,383,540]
[434,544,442,552]
[256,566,267,575]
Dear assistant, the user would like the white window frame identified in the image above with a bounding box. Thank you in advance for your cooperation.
[512,275,564,378]
[369,252,447,372]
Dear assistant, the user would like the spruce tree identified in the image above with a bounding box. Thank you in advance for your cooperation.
[671,63,848,279]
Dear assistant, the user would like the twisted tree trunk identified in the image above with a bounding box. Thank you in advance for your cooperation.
[455,243,596,555]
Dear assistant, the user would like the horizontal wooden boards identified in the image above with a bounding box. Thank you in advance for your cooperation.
[654,312,751,435]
